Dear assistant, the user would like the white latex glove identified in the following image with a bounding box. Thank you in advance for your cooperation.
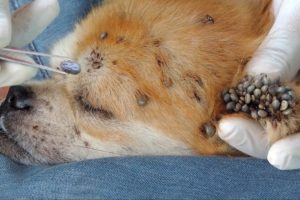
[218,0,300,170]
[0,0,59,87]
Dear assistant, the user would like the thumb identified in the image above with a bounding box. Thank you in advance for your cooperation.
[268,134,300,170]
[0,53,37,87]
[246,30,300,81]
[218,117,269,159]
[246,1,300,81]
[0,0,11,47]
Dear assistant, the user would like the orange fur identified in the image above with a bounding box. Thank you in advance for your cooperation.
[67,0,274,155]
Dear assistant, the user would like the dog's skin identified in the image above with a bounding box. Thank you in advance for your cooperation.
[0,0,284,165]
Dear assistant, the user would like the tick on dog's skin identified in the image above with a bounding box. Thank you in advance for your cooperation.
[193,91,202,103]
[156,57,164,67]
[153,40,161,47]
[116,37,124,43]
[100,32,108,40]
[201,123,216,137]
[195,78,203,87]
[84,141,89,147]
[136,91,149,107]
[187,74,204,87]
[60,60,81,75]
[201,15,215,24]
[87,50,104,69]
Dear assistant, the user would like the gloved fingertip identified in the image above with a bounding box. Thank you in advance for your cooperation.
[218,117,269,159]
[0,55,38,87]
[0,87,9,99]
[217,118,236,140]
[31,0,60,13]
[218,117,262,140]
[0,23,11,48]
[246,62,284,80]
[0,38,10,48]
[268,148,291,170]
[268,135,300,170]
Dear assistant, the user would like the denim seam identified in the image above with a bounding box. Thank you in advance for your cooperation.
[11,0,19,10]
[28,43,50,79]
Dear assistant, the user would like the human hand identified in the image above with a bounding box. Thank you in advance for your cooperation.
[218,0,300,170]
[0,0,60,87]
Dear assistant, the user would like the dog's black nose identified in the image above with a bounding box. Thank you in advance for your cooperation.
[6,86,34,110]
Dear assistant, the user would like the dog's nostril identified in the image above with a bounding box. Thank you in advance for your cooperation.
[6,86,34,110]
[9,95,32,110]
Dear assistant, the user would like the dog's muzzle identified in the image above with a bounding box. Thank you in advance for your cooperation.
[0,86,34,112]
[0,86,34,132]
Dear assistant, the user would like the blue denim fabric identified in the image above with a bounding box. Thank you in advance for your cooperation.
[0,156,300,199]
[2,0,300,199]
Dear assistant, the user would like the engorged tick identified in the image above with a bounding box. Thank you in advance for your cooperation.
[201,15,215,24]
[100,32,108,40]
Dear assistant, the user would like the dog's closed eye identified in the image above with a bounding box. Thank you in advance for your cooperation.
[74,95,114,119]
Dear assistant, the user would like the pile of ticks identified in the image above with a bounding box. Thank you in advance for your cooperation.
[222,74,297,120]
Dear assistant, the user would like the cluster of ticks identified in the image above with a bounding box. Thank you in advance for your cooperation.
[222,74,297,120]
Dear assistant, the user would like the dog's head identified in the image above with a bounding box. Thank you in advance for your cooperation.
[0,0,272,165]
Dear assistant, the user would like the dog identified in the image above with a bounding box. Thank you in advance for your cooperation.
[1,0,296,165]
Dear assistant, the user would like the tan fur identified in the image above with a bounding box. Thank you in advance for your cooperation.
[0,0,278,164]
[262,81,300,143]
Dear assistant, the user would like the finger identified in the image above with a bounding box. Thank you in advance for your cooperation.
[246,30,300,81]
[246,1,300,81]
[268,134,300,170]
[272,0,284,16]
[0,87,9,99]
[218,117,269,159]
[0,54,38,87]
[0,0,11,47]
[10,0,60,47]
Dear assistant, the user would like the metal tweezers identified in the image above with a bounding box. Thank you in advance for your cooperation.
[0,47,81,75]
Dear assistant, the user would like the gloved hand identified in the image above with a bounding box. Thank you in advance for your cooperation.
[218,0,300,170]
[0,0,59,87]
